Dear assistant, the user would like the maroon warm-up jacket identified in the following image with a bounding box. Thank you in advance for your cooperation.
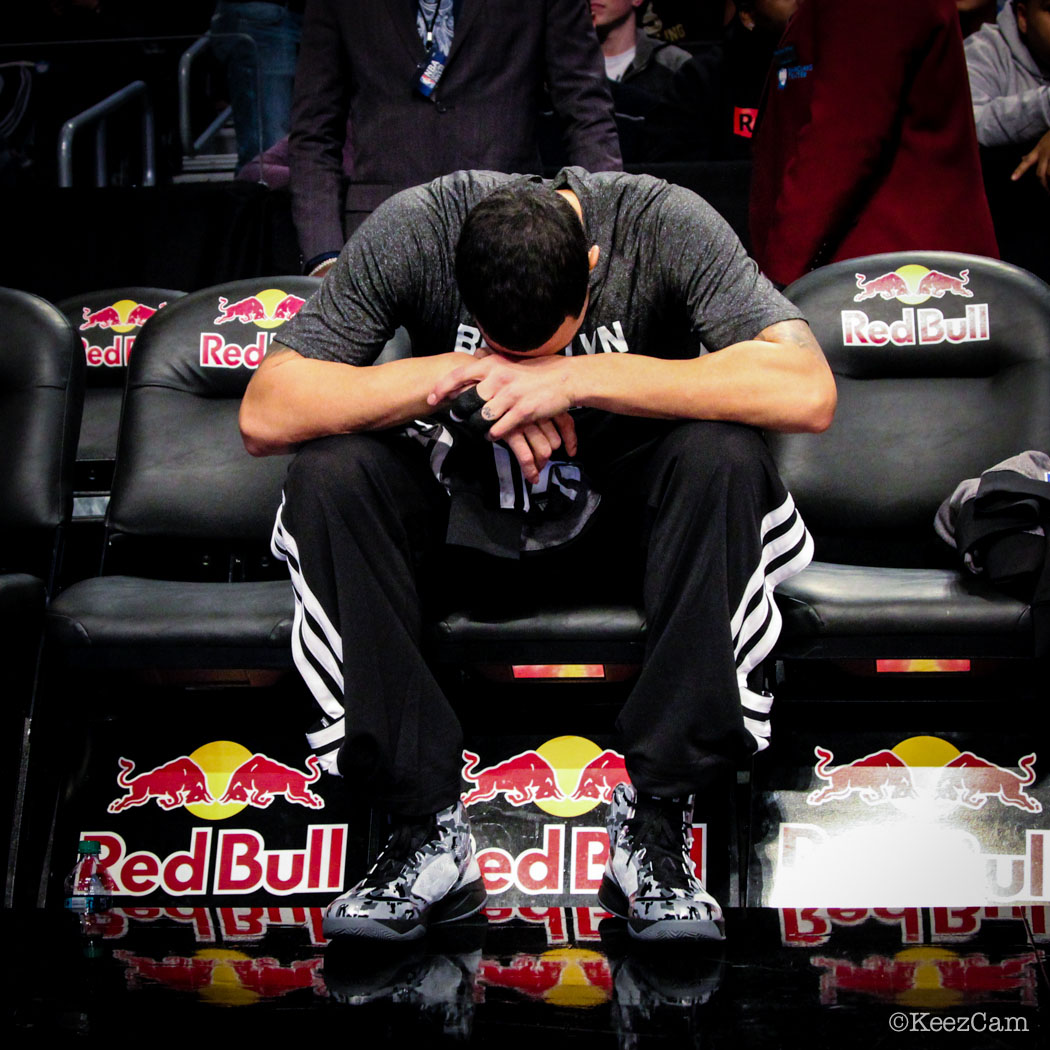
[749,0,999,286]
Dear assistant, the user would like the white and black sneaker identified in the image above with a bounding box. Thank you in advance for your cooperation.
[323,800,487,941]
[598,782,725,942]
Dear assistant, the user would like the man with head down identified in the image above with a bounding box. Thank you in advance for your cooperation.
[239,166,836,942]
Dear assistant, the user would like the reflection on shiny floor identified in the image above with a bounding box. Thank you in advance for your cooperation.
[4,904,1046,1047]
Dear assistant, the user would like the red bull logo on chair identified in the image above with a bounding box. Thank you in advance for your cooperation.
[79,298,167,367]
[200,288,307,369]
[841,265,989,347]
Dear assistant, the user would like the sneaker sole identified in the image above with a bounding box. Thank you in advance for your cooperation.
[598,876,725,942]
[628,917,725,942]
[323,877,488,942]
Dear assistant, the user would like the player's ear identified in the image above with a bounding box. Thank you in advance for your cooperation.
[588,245,600,271]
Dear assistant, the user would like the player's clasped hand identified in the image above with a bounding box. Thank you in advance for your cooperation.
[427,352,578,484]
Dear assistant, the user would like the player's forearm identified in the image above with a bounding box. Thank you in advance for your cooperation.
[240,347,464,456]
[568,340,836,434]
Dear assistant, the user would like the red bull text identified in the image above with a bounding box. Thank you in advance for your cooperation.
[780,905,1050,947]
[199,331,271,370]
[78,826,347,897]
[841,305,989,347]
[776,825,1048,902]
[475,822,706,897]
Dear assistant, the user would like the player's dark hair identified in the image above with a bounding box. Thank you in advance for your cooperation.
[455,183,590,352]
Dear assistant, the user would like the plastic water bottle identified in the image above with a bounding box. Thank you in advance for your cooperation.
[63,839,115,914]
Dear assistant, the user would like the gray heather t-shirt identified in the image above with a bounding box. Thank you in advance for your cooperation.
[276,167,802,553]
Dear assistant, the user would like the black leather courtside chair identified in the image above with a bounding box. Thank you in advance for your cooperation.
[47,277,319,670]
[770,252,1050,663]
[57,287,185,499]
[0,287,84,904]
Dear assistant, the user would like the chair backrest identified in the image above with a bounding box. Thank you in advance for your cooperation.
[770,252,1050,567]
[102,276,320,581]
[56,287,185,474]
[0,287,84,582]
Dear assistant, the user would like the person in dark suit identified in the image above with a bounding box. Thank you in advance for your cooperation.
[289,0,623,276]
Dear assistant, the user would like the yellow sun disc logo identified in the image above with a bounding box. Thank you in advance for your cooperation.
[184,740,254,820]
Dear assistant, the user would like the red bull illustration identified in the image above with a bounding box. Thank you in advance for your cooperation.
[461,737,630,817]
[271,293,306,319]
[80,304,123,329]
[461,749,565,807]
[114,948,326,1001]
[115,950,221,993]
[108,756,215,813]
[916,269,973,299]
[107,743,325,817]
[569,749,631,804]
[807,747,917,807]
[214,295,268,325]
[213,289,306,327]
[478,948,612,1007]
[853,266,972,304]
[124,302,161,326]
[218,754,324,810]
[806,740,1041,815]
[854,272,909,302]
[937,753,1041,814]
[811,948,1043,1007]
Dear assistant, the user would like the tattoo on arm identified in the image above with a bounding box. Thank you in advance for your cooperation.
[264,340,295,361]
[755,319,822,354]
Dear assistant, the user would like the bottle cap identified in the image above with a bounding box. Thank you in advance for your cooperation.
[78,840,102,855]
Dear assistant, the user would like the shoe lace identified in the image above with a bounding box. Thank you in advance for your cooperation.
[626,797,693,891]
[364,816,439,887]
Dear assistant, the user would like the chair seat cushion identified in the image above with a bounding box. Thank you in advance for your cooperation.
[0,572,46,621]
[47,576,295,667]
[431,603,647,663]
[774,561,1032,659]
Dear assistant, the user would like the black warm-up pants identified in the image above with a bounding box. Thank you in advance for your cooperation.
[272,419,812,816]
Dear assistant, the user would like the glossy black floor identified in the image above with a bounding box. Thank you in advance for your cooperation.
[7,668,1049,1047]
[3,902,1046,1049]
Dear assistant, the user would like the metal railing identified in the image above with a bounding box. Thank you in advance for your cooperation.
[178,35,235,157]
[57,79,156,188]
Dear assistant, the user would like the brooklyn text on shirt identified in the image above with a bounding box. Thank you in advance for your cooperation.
[455,322,630,356]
